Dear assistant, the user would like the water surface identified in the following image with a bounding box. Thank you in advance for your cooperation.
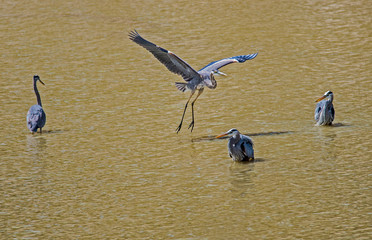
[1,0,371,239]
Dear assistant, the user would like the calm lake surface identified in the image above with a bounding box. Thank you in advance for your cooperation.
[1,0,371,239]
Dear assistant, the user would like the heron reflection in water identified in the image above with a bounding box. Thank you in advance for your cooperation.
[129,30,258,133]
[315,90,335,126]
[27,75,46,133]
[216,128,254,161]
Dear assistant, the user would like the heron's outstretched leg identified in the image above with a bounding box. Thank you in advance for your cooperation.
[176,90,196,133]
[188,88,204,132]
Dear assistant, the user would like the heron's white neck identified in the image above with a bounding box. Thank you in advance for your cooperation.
[328,94,334,103]
[202,73,217,89]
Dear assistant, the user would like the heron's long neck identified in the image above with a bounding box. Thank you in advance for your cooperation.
[34,80,42,107]
[209,74,217,89]
[230,134,241,145]
[203,74,217,89]
[328,94,333,103]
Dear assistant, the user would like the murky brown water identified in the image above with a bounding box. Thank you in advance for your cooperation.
[1,0,371,239]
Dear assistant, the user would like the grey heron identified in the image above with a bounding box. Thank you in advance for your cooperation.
[129,30,258,133]
[27,75,46,133]
[314,90,334,126]
[216,128,254,161]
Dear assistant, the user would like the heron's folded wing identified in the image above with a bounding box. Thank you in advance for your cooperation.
[27,105,46,129]
[199,53,258,72]
[330,106,335,121]
[129,30,199,82]
[240,136,254,159]
[314,101,324,122]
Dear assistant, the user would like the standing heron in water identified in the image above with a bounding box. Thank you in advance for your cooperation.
[314,90,335,126]
[27,75,46,133]
[128,30,258,133]
[216,128,254,161]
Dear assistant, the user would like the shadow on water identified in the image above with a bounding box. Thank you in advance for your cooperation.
[192,131,294,142]
[314,122,351,128]
[248,157,267,163]
[29,129,65,134]
[328,123,351,128]
[226,158,267,164]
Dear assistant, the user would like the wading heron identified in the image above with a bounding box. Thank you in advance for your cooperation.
[129,30,258,133]
[315,90,334,126]
[27,75,46,133]
[216,128,254,161]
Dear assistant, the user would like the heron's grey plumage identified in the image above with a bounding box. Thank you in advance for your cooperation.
[128,30,200,83]
[129,30,258,133]
[199,54,258,73]
[27,75,46,133]
[314,91,334,126]
[217,129,254,161]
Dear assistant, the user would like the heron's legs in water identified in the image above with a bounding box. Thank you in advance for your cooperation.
[176,90,196,133]
[188,88,204,132]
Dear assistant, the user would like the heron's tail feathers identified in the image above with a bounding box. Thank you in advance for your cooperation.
[175,82,187,92]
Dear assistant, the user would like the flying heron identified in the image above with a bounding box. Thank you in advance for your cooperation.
[128,30,258,133]
[314,90,334,126]
[27,75,46,133]
[216,128,254,161]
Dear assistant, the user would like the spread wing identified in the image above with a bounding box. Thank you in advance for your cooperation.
[129,30,199,82]
[199,53,258,72]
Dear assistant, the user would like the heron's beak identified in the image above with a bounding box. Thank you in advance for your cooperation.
[216,133,228,138]
[215,70,227,76]
[315,95,326,102]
